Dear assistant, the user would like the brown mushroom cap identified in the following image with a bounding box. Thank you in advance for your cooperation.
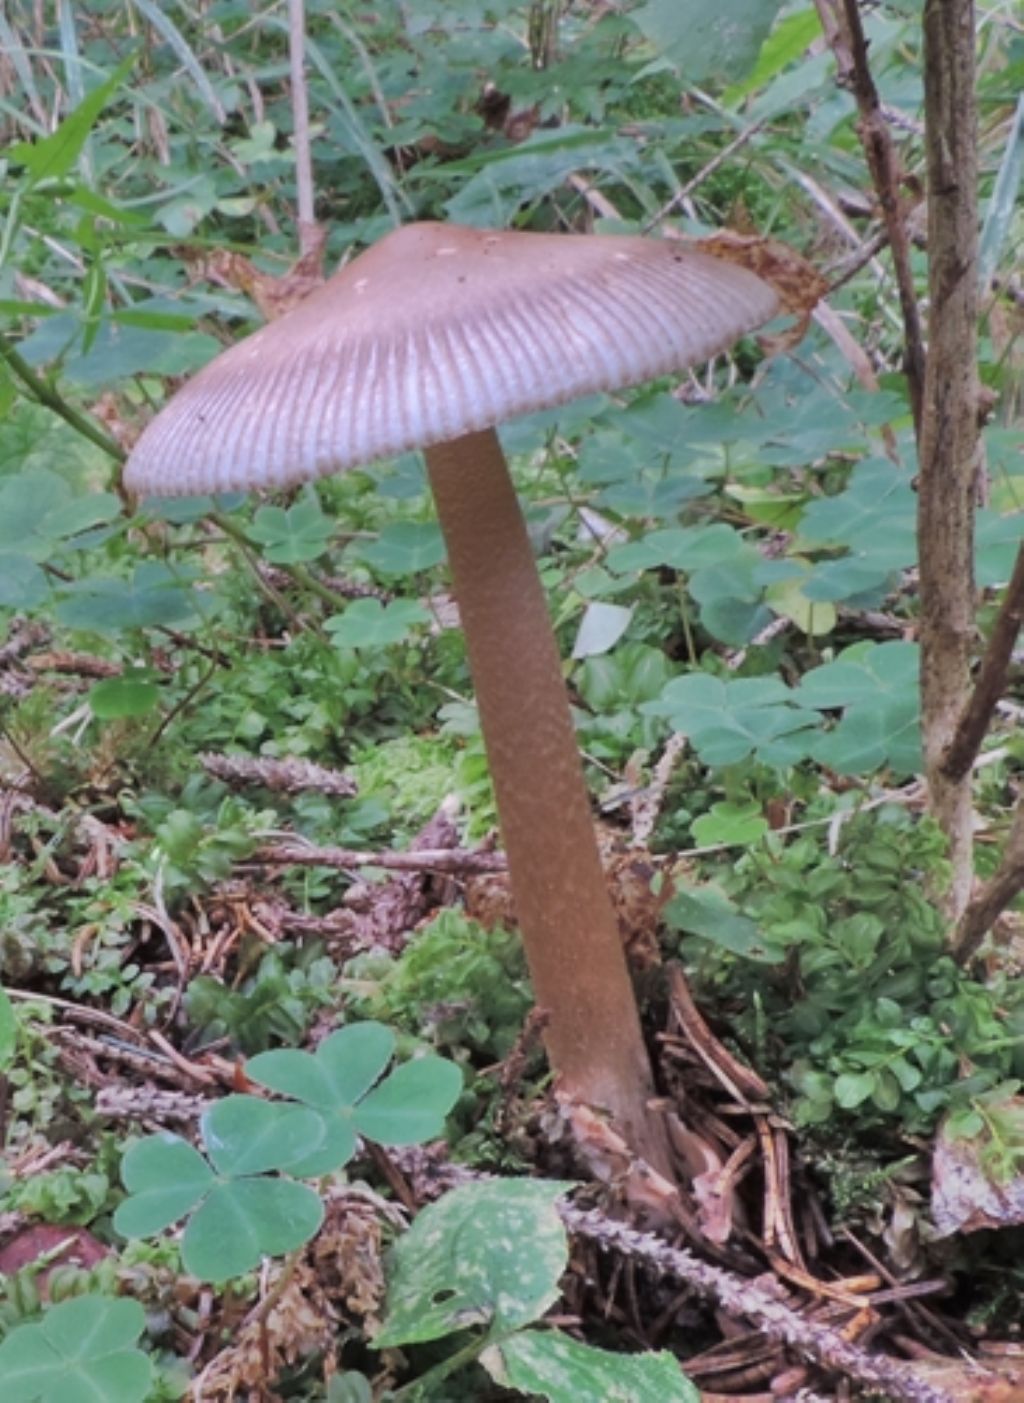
[124,221,780,497]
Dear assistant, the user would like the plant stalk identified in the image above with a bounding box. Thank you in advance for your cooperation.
[425,429,671,1176]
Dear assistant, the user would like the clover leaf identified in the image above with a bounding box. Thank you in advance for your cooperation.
[642,673,817,767]
[324,598,429,650]
[246,1021,462,1177]
[248,492,334,563]
[357,521,446,574]
[0,1294,152,1403]
[799,641,921,775]
[114,1097,325,1281]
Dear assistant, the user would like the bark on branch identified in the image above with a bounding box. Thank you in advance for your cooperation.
[819,0,927,434]
[917,0,982,924]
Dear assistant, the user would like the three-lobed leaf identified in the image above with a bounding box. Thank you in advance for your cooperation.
[325,598,429,650]
[247,1023,462,1176]
[115,1099,326,1281]
[0,1295,152,1403]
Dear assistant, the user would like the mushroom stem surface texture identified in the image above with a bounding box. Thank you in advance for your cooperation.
[424,428,668,1171]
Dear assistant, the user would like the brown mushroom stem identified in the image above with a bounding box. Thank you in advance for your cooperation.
[425,428,670,1173]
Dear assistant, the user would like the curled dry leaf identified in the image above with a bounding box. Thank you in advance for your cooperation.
[695,230,829,353]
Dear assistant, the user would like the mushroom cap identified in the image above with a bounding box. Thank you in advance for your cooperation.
[125,221,781,497]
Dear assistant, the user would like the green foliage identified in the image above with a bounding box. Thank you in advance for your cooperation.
[115,1023,460,1280]
[247,492,335,564]
[0,986,15,1068]
[325,598,430,650]
[644,642,922,777]
[483,1330,699,1403]
[135,783,265,897]
[375,1180,697,1400]
[0,1294,152,1403]
[6,1169,112,1227]
[351,734,477,839]
[630,0,786,84]
[185,947,337,1054]
[376,1180,572,1346]
[247,1022,462,1175]
[359,910,532,1059]
[0,0,1021,1382]
[668,808,1024,1134]
[115,1098,326,1281]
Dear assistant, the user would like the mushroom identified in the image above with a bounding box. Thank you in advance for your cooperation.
[125,222,782,1170]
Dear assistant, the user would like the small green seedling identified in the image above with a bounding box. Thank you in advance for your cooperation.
[372,1179,699,1402]
[0,1294,152,1403]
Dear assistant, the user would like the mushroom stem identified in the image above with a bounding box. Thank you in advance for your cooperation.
[425,429,669,1172]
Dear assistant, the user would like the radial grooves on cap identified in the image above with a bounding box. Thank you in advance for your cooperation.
[125,231,781,497]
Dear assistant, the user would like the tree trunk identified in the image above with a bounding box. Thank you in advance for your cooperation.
[917,0,981,923]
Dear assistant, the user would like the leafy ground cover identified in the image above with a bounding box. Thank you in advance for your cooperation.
[0,1,1022,1399]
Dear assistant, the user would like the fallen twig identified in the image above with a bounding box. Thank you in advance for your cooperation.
[253,839,507,876]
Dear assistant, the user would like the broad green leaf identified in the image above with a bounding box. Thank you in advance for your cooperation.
[979,93,1023,291]
[89,676,160,720]
[249,1023,396,1111]
[0,403,110,483]
[248,1026,461,1175]
[482,1330,698,1402]
[200,1096,324,1176]
[0,469,73,559]
[871,1069,902,1112]
[375,1180,573,1347]
[325,598,429,649]
[327,1376,374,1403]
[181,1178,324,1282]
[725,8,822,102]
[664,886,780,961]
[248,494,334,564]
[642,673,816,767]
[444,127,637,226]
[358,522,445,575]
[43,493,121,541]
[115,1134,214,1237]
[976,510,1024,588]
[725,483,807,530]
[0,553,48,608]
[798,642,919,708]
[55,564,202,633]
[571,602,633,658]
[799,461,917,572]
[0,1295,151,1403]
[631,0,786,83]
[812,696,922,776]
[576,644,673,712]
[353,1056,463,1145]
[834,1072,877,1109]
[608,524,747,575]
[691,802,769,848]
[766,574,836,637]
[8,58,134,182]
[798,643,922,775]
